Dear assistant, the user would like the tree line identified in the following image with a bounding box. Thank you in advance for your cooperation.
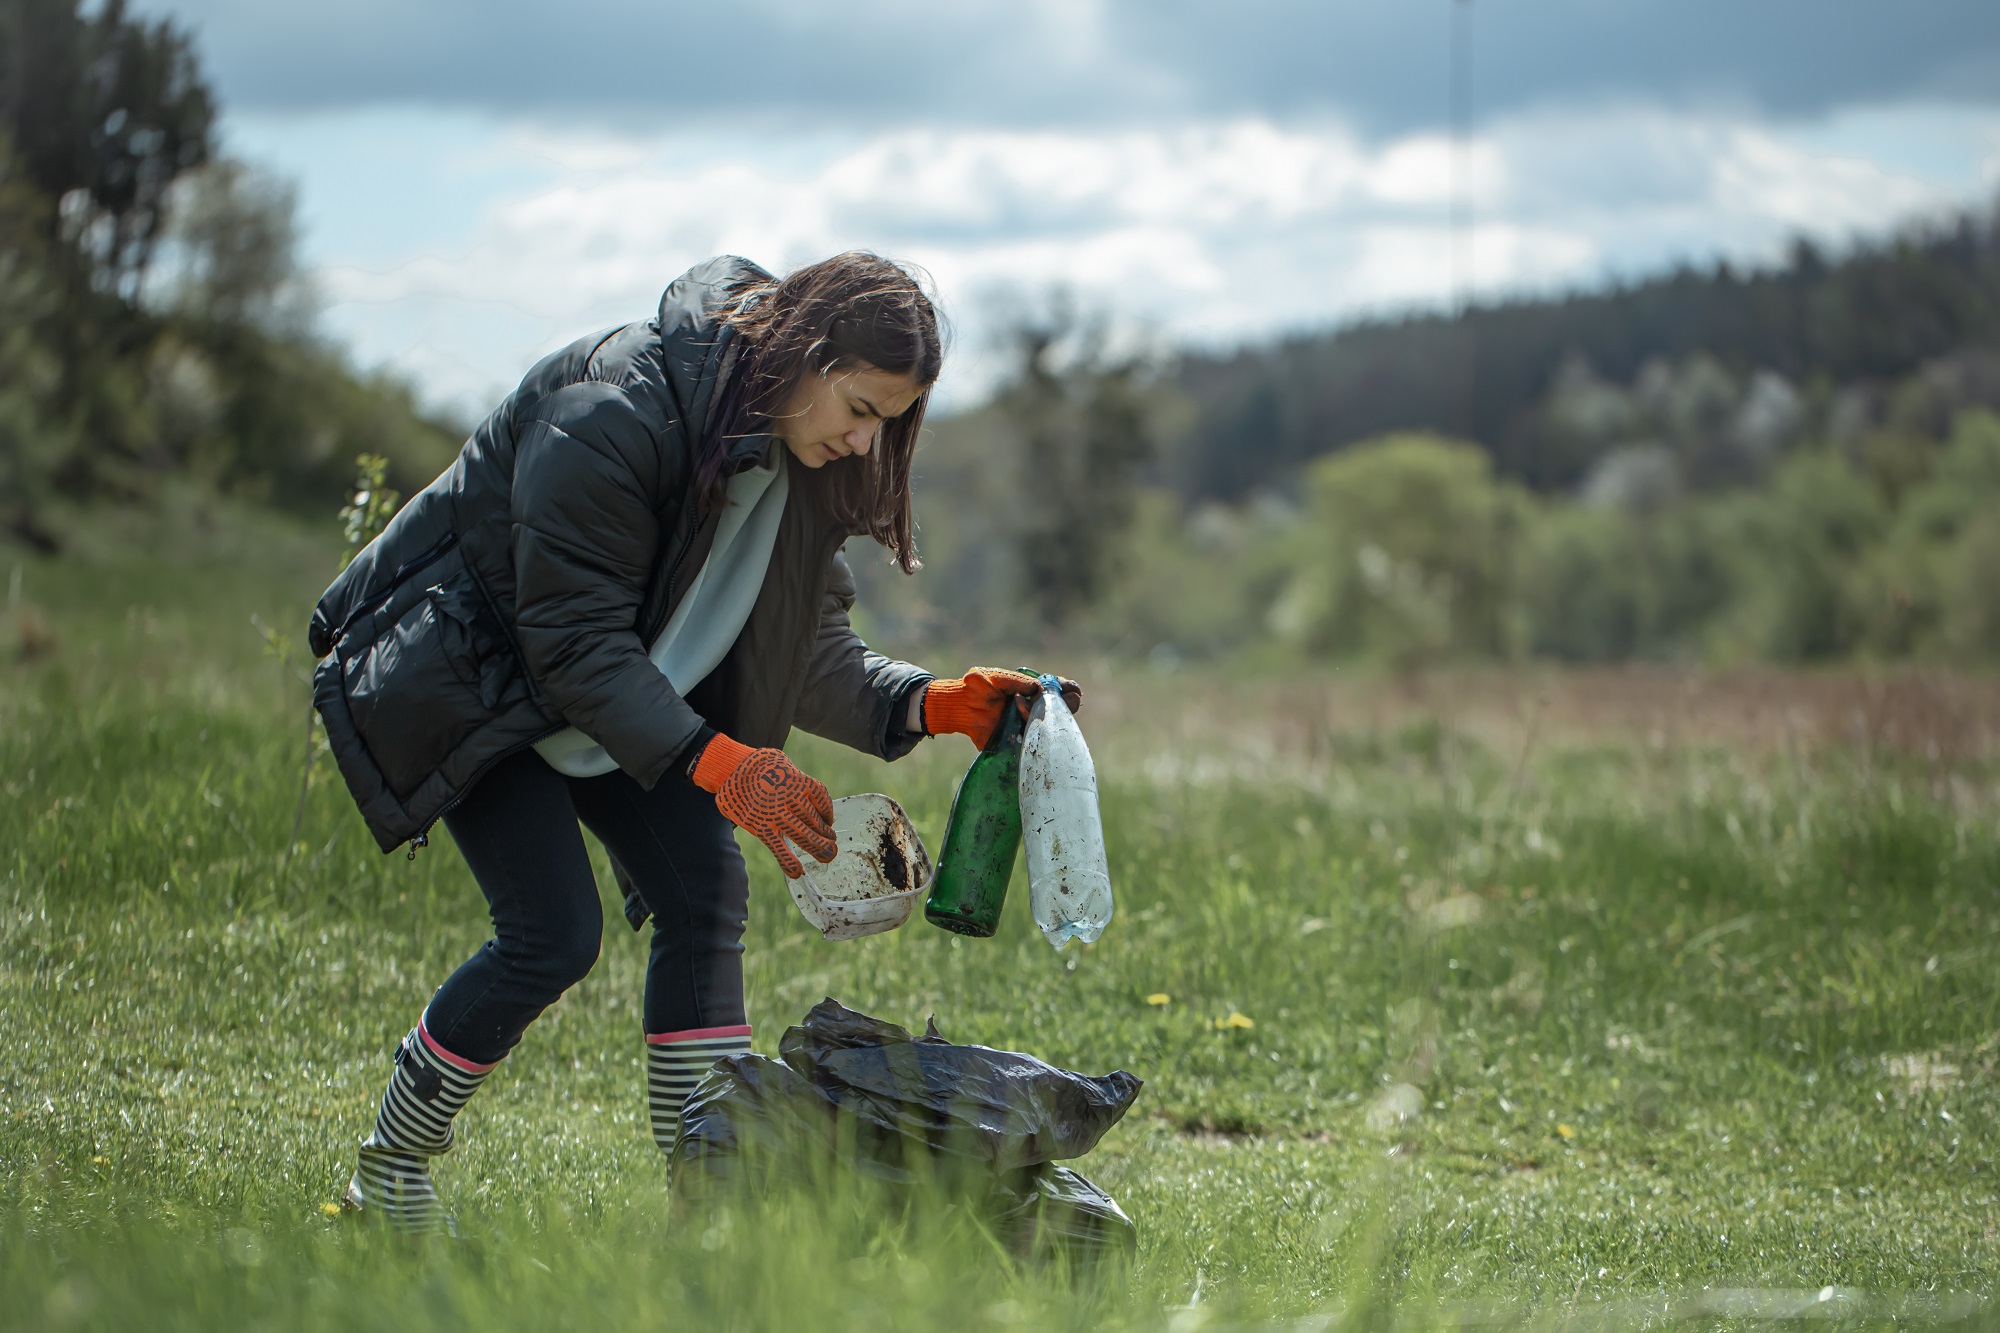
[1169,205,2000,498]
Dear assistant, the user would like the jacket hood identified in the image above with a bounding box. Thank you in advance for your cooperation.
[658,255,777,472]
[656,253,769,345]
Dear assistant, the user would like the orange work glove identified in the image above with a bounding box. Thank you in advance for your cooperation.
[691,734,836,879]
[922,668,1084,749]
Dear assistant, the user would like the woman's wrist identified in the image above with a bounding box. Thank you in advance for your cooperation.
[907,683,929,735]
[680,726,719,780]
[692,734,760,793]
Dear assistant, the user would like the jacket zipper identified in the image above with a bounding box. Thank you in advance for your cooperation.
[647,513,704,645]
[405,720,571,857]
[334,531,460,645]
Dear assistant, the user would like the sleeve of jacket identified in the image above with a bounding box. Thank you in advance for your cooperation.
[509,384,706,787]
[792,547,933,761]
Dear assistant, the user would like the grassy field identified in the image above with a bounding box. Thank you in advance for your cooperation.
[3,497,1998,1330]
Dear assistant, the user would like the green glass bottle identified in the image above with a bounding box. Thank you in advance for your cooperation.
[924,692,1030,937]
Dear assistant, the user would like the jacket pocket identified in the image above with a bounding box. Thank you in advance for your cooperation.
[335,547,524,800]
[428,579,519,710]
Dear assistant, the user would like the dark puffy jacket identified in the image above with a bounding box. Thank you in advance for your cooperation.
[309,257,931,854]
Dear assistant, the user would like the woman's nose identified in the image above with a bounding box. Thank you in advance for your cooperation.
[845,424,876,456]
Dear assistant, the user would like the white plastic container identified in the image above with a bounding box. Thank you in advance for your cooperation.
[1018,675,1114,949]
[786,794,931,941]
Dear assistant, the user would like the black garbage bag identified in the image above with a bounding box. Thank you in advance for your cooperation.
[989,1163,1137,1265]
[672,998,1142,1261]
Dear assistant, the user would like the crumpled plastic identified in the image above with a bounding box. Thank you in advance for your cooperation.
[671,998,1143,1262]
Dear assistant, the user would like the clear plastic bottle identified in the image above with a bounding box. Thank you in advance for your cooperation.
[1018,674,1114,949]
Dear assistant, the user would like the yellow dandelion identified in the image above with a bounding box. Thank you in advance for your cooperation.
[1556,1123,1576,1140]
[1146,993,1171,1007]
[1215,1012,1254,1030]
[90,1155,109,1166]
[319,1202,344,1218]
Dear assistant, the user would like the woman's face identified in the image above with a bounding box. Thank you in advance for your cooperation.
[773,362,925,468]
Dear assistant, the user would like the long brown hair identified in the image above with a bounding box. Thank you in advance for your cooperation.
[700,252,943,574]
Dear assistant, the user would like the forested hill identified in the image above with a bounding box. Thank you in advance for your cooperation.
[1171,204,2000,498]
[0,0,459,553]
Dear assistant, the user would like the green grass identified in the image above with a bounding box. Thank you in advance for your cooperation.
[3,501,1998,1330]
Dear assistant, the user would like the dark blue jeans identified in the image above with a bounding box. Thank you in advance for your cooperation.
[423,748,749,1065]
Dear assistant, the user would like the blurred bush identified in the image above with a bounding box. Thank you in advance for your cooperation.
[1866,410,2000,661]
[868,402,2000,670]
[1262,435,1529,669]
[992,306,1153,633]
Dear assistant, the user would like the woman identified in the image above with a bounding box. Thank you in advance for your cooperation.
[307,252,1078,1231]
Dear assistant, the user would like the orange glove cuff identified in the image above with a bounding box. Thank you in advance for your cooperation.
[922,668,1040,748]
[691,732,755,793]
[690,733,836,879]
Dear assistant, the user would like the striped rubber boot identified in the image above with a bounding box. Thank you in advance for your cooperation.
[343,1019,498,1233]
[646,1024,752,1158]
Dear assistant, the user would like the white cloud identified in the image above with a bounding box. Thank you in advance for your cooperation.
[1363,136,1506,207]
[226,101,1999,420]
[1711,128,1940,232]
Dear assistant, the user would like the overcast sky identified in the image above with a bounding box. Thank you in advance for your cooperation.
[138,0,2000,415]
